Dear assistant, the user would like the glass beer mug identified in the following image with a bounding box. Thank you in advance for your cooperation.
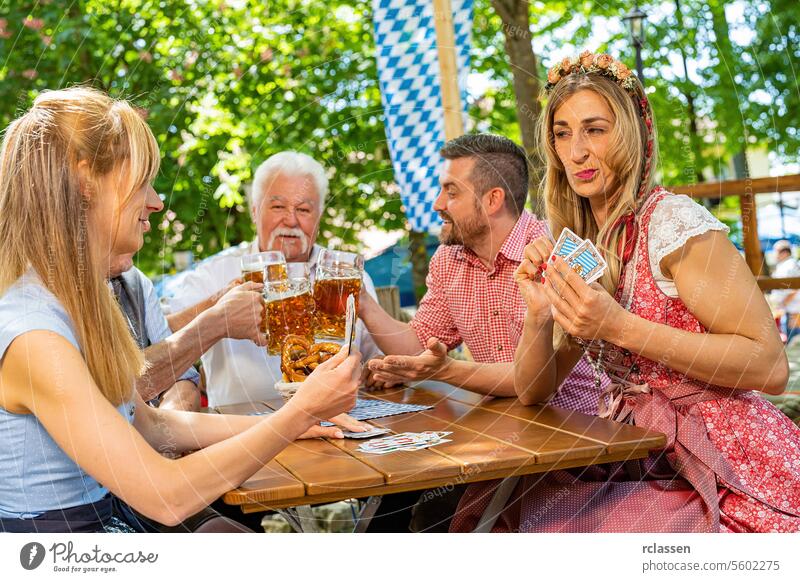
[313,249,363,340]
[240,251,287,284]
[241,251,286,338]
[265,262,315,355]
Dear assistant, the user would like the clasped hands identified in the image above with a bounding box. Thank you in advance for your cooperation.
[515,236,625,342]
[363,337,450,390]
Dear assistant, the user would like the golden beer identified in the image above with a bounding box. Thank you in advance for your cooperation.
[266,263,288,282]
[242,268,264,284]
[266,290,315,355]
[313,277,361,339]
[241,263,287,285]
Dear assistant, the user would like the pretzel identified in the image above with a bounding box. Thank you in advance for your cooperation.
[280,334,341,382]
[311,342,340,359]
[296,353,321,368]
[281,335,311,377]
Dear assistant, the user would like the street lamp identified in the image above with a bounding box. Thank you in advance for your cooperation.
[624,2,647,83]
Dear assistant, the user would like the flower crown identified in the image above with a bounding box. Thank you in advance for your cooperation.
[545,51,658,260]
[545,51,639,96]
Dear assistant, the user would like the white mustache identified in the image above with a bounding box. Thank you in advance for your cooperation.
[268,227,309,254]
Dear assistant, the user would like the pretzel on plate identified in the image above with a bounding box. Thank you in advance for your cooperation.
[280,335,341,382]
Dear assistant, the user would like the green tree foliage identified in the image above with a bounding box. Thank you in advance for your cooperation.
[0,0,405,277]
[1,0,797,278]
[468,0,798,186]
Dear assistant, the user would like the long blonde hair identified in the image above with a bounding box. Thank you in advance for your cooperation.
[539,73,658,295]
[0,87,160,406]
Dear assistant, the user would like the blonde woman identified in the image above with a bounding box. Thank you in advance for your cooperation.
[0,87,360,532]
[452,52,800,533]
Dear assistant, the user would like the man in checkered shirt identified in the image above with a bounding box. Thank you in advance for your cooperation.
[360,134,600,414]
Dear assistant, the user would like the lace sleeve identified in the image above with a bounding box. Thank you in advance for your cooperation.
[648,194,730,281]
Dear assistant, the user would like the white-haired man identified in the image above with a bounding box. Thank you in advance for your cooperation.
[164,151,382,408]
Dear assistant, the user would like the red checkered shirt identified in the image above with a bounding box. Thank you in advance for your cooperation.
[409,210,604,414]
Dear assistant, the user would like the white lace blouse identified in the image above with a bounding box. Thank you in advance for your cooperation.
[648,194,730,298]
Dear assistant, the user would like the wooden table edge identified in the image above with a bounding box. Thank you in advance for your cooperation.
[471,401,667,451]
[226,444,658,511]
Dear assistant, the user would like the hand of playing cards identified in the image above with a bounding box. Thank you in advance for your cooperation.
[343,293,357,355]
[357,431,452,455]
[549,227,607,284]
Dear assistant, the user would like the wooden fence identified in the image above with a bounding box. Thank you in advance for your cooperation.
[671,174,800,292]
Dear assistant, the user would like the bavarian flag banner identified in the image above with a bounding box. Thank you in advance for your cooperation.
[373,0,473,233]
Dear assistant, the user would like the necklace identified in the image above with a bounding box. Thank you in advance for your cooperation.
[583,339,607,394]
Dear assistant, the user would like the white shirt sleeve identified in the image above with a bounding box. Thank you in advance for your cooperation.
[356,270,384,360]
[164,251,242,314]
[648,194,730,297]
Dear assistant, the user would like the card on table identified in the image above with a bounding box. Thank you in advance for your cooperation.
[357,431,452,455]
[550,227,583,265]
[341,426,391,439]
[565,239,607,284]
[319,399,434,426]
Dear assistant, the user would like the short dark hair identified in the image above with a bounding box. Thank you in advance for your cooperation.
[440,133,529,216]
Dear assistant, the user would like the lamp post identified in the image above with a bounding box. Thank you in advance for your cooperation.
[624,2,647,83]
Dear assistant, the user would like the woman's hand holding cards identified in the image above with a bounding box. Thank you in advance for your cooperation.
[288,346,362,424]
[543,256,627,341]
[515,237,555,322]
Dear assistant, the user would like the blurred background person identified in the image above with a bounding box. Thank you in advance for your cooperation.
[771,240,800,343]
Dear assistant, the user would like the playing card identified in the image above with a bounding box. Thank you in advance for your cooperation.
[565,240,607,284]
[399,439,452,451]
[550,228,582,265]
[357,431,452,454]
[341,426,391,439]
[319,399,433,426]
[343,293,356,355]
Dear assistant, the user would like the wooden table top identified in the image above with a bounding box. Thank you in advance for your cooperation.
[217,382,666,513]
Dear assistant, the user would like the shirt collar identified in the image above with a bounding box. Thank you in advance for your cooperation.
[497,211,541,263]
[452,211,542,267]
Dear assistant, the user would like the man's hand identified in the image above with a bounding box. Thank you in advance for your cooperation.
[361,358,405,392]
[367,337,450,384]
[209,281,268,346]
[209,277,243,305]
[357,285,379,319]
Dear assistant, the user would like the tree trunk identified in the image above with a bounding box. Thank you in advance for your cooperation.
[491,0,545,217]
[674,0,707,184]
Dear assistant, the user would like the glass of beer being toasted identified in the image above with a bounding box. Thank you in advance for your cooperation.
[264,263,315,355]
[313,249,363,340]
[241,251,287,284]
[241,251,286,337]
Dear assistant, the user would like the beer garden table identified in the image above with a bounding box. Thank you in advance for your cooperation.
[215,382,666,532]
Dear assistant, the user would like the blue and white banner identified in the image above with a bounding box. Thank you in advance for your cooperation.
[373,0,473,233]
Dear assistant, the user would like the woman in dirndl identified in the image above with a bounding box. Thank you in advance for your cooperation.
[450,51,800,533]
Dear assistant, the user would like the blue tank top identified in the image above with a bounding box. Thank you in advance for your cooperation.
[0,273,135,519]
